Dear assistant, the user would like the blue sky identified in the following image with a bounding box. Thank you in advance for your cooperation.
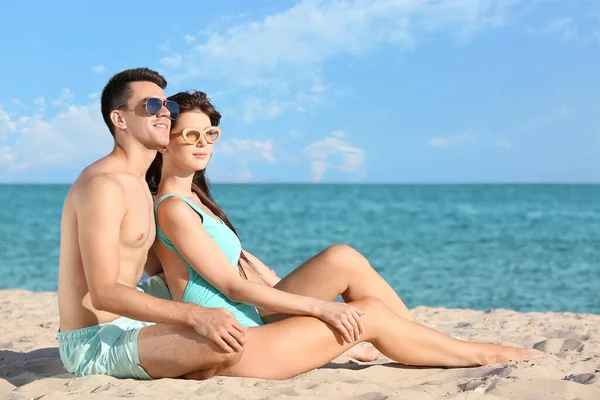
[1,0,599,183]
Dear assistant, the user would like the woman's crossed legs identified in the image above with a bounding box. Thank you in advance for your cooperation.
[222,245,538,380]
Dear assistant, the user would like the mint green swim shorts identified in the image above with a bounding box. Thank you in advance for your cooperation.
[57,275,171,379]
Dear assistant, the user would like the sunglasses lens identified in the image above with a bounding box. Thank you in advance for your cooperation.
[205,128,220,143]
[184,130,202,143]
[166,100,180,120]
[145,97,162,115]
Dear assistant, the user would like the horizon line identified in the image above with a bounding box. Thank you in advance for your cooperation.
[2,181,600,186]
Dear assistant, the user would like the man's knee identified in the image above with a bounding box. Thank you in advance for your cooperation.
[221,348,243,369]
[206,349,243,379]
[202,343,243,370]
[184,348,243,380]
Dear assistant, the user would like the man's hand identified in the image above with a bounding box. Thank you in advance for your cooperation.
[188,306,246,353]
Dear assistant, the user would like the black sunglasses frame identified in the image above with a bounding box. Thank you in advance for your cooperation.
[118,97,180,120]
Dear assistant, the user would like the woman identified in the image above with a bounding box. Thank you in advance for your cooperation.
[145,90,539,380]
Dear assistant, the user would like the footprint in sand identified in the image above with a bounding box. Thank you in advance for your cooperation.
[533,338,585,353]
[563,373,599,385]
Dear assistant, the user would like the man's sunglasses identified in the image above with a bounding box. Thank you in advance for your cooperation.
[171,126,221,145]
[118,97,180,120]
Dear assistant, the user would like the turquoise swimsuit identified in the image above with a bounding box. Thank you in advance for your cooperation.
[154,193,264,328]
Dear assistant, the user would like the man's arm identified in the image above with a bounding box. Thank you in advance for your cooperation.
[76,175,198,326]
[76,176,244,351]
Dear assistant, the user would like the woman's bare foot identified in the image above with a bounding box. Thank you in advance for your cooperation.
[343,343,381,362]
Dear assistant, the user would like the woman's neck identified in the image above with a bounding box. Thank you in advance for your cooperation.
[158,172,195,197]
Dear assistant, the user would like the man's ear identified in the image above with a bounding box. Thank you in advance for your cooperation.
[158,146,168,154]
[110,110,127,131]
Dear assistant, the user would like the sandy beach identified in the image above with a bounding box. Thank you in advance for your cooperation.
[0,289,598,399]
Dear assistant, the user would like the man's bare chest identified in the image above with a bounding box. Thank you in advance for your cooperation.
[120,192,155,249]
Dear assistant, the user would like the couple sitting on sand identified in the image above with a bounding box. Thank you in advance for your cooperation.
[56,67,539,381]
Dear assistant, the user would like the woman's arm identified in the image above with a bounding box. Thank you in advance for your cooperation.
[158,198,364,343]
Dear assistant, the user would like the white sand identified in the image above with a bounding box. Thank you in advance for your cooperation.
[1,289,598,399]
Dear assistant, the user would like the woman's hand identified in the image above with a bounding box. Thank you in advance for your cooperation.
[314,301,365,343]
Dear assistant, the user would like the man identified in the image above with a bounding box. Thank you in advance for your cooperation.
[57,67,244,380]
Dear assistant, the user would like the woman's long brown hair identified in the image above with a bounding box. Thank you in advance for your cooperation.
[146,90,265,283]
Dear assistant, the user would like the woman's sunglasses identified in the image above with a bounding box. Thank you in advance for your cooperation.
[118,97,180,120]
[172,126,221,144]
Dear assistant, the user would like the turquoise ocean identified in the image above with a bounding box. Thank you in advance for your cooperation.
[0,184,598,314]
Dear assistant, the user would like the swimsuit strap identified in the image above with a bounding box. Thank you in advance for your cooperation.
[153,193,209,277]
[154,193,209,220]
[153,193,210,249]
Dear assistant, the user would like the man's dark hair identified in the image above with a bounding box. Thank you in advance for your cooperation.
[100,67,167,136]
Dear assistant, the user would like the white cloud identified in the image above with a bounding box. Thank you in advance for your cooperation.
[304,130,365,182]
[89,92,99,99]
[167,0,519,122]
[237,169,253,183]
[157,39,170,52]
[160,54,183,68]
[310,82,330,94]
[0,146,28,173]
[338,151,364,172]
[184,34,196,43]
[428,134,513,149]
[238,73,321,123]
[52,88,75,106]
[527,18,576,40]
[587,11,600,42]
[91,65,106,73]
[0,146,14,165]
[207,167,255,183]
[242,98,291,123]
[174,0,517,83]
[11,99,28,109]
[295,70,329,105]
[0,96,113,177]
[290,129,302,139]
[494,137,512,149]
[19,105,111,166]
[218,139,275,163]
[0,104,17,140]
[428,137,451,147]
[428,134,475,147]
[191,1,410,71]
[34,96,46,111]
[519,107,573,132]
[310,161,329,183]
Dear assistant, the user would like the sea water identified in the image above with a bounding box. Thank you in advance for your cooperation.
[1,184,598,314]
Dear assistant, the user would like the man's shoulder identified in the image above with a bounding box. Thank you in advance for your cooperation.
[76,157,140,192]
[76,170,124,193]
[71,170,127,208]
